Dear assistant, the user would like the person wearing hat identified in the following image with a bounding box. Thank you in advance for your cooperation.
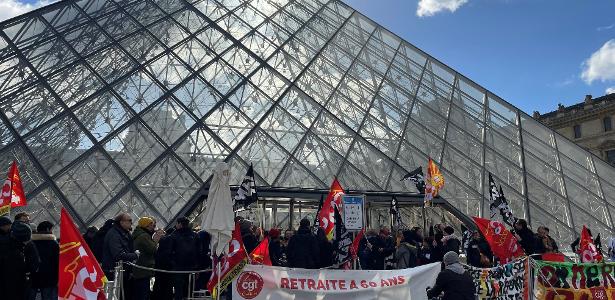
[0,216,12,240]
[0,221,40,299]
[132,217,163,300]
[426,251,475,300]
[30,221,59,300]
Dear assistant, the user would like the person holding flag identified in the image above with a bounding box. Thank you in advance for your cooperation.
[577,225,603,263]
[249,237,272,266]
[472,216,525,264]
[207,222,249,298]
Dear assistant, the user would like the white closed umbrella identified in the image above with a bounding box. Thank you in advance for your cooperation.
[201,162,235,256]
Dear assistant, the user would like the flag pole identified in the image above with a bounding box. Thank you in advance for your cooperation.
[216,232,221,300]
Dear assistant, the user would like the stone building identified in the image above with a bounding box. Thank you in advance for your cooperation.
[535,93,615,164]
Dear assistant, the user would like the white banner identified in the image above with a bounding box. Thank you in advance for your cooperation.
[232,263,440,300]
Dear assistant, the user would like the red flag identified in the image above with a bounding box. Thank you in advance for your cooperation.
[207,222,248,298]
[473,217,525,263]
[541,253,566,262]
[424,158,444,206]
[318,178,344,240]
[59,208,107,300]
[1,161,27,215]
[350,228,365,259]
[578,225,603,263]
[250,237,272,266]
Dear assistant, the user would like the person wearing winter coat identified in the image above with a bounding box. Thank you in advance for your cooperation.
[152,228,175,300]
[240,219,258,254]
[442,226,461,254]
[427,251,475,300]
[0,221,40,300]
[395,231,418,269]
[132,217,163,300]
[102,213,139,281]
[358,229,380,270]
[316,228,334,268]
[93,219,114,262]
[286,219,320,269]
[513,219,535,255]
[169,217,201,300]
[466,232,492,267]
[30,221,59,300]
[268,228,284,266]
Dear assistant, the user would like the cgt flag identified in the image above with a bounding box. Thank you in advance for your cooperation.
[318,178,344,240]
[578,225,603,263]
[0,161,27,215]
[250,237,272,266]
[234,164,258,210]
[59,208,107,300]
[473,216,525,264]
[208,222,249,298]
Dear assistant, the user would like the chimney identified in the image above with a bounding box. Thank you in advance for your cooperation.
[557,103,565,112]
[532,111,540,118]
[585,94,593,104]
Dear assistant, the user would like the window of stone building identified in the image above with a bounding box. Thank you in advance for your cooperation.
[574,124,582,138]
[604,117,612,132]
[607,150,615,165]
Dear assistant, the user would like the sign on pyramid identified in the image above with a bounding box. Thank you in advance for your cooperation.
[0,0,612,245]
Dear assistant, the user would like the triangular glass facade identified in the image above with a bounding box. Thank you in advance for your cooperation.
[0,0,613,247]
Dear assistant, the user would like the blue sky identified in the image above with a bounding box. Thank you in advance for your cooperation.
[3,0,615,114]
[343,0,615,114]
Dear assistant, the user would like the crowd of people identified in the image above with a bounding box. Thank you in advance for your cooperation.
[0,210,563,300]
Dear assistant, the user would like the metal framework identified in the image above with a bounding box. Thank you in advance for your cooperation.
[0,0,614,248]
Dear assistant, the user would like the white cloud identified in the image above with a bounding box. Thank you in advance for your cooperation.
[607,87,615,95]
[597,24,615,32]
[0,0,53,23]
[417,0,469,17]
[581,39,615,84]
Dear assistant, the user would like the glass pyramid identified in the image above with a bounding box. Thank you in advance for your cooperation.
[0,0,613,247]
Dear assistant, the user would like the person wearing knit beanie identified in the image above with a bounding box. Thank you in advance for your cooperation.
[426,251,475,300]
[11,221,32,243]
[137,216,154,229]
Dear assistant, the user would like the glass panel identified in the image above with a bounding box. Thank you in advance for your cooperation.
[360,115,399,160]
[564,177,611,226]
[235,130,289,185]
[249,67,288,100]
[114,70,165,114]
[119,30,165,64]
[0,53,37,96]
[311,112,354,156]
[0,118,13,148]
[0,84,64,135]
[150,18,191,48]
[233,5,265,29]
[141,97,197,146]
[24,117,93,176]
[175,38,215,70]
[23,37,76,77]
[11,187,63,235]
[174,126,229,181]
[345,138,392,189]
[43,4,88,34]
[97,11,140,40]
[528,201,575,250]
[193,0,229,21]
[277,88,321,128]
[441,145,482,193]
[405,119,444,162]
[124,1,165,26]
[201,59,242,95]
[86,45,136,84]
[484,148,524,194]
[326,91,365,132]
[104,120,165,178]
[216,13,251,40]
[526,175,571,227]
[64,22,111,57]
[4,17,53,49]
[259,106,306,153]
[90,188,165,228]
[137,154,200,219]
[204,102,252,148]
[445,123,482,164]
[438,173,481,218]
[483,175,526,221]
[145,53,190,89]
[0,143,46,194]
[47,62,104,108]
[222,46,259,77]
[294,133,344,182]
[73,92,134,141]
[337,162,379,191]
[55,150,127,221]
[196,27,233,55]
[173,77,220,119]
[77,0,118,19]
[274,159,324,188]
[172,8,209,34]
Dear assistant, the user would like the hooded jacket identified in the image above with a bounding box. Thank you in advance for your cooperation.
[132,226,157,279]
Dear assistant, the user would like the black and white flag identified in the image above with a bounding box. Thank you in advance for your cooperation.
[234,164,257,210]
[312,194,324,236]
[402,167,426,194]
[488,173,516,227]
[390,196,403,229]
[461,224,473,255]
[334,206,352,268]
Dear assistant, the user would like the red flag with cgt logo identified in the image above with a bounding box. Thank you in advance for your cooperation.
[59,208,107,299]
[318,178,344,240]
[208,222,249,298]
[0,161,27,216]
[473,216,525,264]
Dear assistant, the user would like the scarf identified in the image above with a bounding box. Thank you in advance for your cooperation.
[445,262,465,274]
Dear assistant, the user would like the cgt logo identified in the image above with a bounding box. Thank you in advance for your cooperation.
[236,271,264,299]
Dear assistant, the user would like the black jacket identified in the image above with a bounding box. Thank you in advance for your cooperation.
[516,228,535,255]
[466,238,492,267]
[0,237,40,299]
[169,227,201,271]
[444,236,461,254]
[287,227,320,269]
[317,238,334,268]
[427,269,475,300]
[31,233,59,288]
[269,238,284,266]
[102,225,138,277]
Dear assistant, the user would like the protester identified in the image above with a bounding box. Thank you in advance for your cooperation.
[535,226,558,254]
[359,229,379,270]
[430,232,445,263]
[102,213,139,282]
[83,226,98,251]
[170,217,201,300]
[374,227,396,270]
[240,219,258,254]
[426,251,475,300]
[466,231,492,267]
[0,216,11,239]
[29,221,59,300]
[196,229,212,289]
[132,217,163,300]
[152,228,175,300]
[14,212,31,224]
[442,226,461,254]
[93,219,114,261]
[268,228,284,266]
[287,218,319,269]
[395,230,418,269]
[316,227,334,268]
[513,219,535,255]
[0,221,40,299]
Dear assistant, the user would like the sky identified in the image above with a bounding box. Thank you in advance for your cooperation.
[1,0,615,114]
[343,0,615,115]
